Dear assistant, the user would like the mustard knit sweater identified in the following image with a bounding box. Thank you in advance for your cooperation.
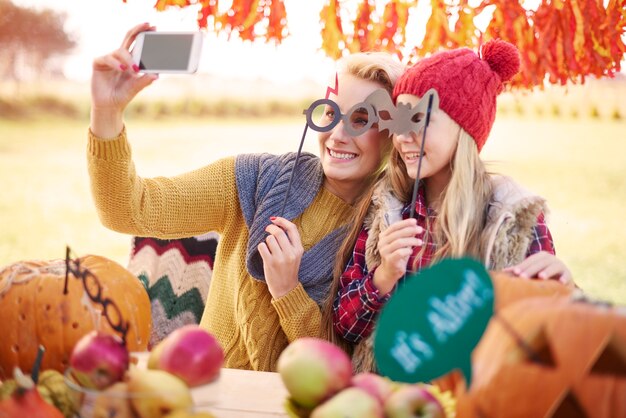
[87,129,355,371]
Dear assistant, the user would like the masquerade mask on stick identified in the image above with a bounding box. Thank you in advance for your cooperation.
[278,79,439,216]
[407,89,438,219]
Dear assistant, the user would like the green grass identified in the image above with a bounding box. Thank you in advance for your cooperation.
[1,115,625,305]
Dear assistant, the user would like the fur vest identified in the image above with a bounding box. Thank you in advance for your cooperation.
[352,175,549,373]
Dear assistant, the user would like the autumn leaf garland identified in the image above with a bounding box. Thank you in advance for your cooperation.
[144,0,288,42]
[138,0,626,89]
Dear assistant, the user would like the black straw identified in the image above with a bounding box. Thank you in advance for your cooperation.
[409,93,435,219]
[279,123,309,216]
[403,93,435,283]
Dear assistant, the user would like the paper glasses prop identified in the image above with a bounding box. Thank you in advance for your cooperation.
[279,88,441,216]
[64,246,130,345]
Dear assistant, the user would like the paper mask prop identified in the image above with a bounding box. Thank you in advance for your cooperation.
[303,88,440,138]
[279,84,439,216]
[387,88,440,136]
[373,258,494,386]
[406,90,437,220]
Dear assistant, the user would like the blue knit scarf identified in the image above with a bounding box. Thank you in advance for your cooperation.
[235,152,349,305]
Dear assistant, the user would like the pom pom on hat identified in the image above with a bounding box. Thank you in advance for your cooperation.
[481,39,520,83]
[393,39,521,152]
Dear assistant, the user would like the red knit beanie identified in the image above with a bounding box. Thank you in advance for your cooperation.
[392,39,520,152]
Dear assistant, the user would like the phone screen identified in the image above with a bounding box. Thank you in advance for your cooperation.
[138,34,195,71]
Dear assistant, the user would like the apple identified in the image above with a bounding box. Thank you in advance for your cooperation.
[69,330,129,390]
[311,387,384,418]
[350,372,397,405]
[127,368,193,418]
[384,384,445,418]
[148,325,224,387]
[276,337,352,409]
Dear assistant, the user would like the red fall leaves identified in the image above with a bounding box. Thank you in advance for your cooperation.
[133,0,625,89]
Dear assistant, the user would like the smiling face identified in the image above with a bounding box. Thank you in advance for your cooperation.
[317,73,392,202]
[393,93,460,188]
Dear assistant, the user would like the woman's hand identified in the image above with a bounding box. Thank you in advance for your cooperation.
[258,217,305,300]
[373,218,423,294]
[90,23,159,138]
[504,251,573,285]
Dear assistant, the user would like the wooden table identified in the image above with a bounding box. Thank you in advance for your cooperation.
[132,352,289,417]
[193,368,289,417]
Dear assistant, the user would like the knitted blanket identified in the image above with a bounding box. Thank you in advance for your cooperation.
[127,233,218,347]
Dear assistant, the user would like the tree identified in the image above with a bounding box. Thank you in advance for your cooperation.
[135,0,626,89]
[0,0,76,82]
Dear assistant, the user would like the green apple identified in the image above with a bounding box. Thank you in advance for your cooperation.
[384,384,445,418]
[311,387,384,418]
[277,337,352,409]
[148,325,224,387]
[350,372,397,405]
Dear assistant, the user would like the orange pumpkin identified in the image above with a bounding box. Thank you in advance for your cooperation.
[457,294,626,418]
[489,270,575,311]
[434,271,574,393]
[0,255,151,379]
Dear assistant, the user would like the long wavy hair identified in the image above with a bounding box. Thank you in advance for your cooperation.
[316,52,404,350]
[321,127,493,352]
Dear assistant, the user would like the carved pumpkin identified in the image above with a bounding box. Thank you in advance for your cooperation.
[489,270,575,311]
[0,255,152,379]
[457,294,626,418]
[434,271,574,393]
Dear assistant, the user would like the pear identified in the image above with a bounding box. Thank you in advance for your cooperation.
[165,410,217,418]
[92,381,136,418]
[127,368,193,418]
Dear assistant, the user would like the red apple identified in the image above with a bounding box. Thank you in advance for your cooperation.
[311,387,384,418]
[384,384,445,418]
[147,325,224,387]
[277,337,352,409]
[69,330,129,390]
[351,372,396,405]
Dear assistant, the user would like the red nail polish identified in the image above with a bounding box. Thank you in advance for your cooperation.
[119,64,128,71]
[132,64,140,73]
[270,216,276,221]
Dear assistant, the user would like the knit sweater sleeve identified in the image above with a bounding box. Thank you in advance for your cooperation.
[271,283,323,341]
[87,128,236,238]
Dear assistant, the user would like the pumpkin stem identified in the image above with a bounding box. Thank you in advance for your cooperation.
[495,313,545,365]
[31,345,45,384]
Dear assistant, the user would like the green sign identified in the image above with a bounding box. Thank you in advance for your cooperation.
[373,257,494,386]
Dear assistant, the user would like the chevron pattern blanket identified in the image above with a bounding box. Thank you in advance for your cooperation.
[127,233,218,347]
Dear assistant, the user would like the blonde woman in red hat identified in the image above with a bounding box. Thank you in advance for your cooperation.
[322,39,573,370]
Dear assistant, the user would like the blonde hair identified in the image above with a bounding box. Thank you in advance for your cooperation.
[429,129,493,262]
[319,52,405,350]
[338,51,404,97]
[321,126,493,351]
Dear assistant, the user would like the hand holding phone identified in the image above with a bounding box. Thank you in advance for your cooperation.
[132,31,203,74]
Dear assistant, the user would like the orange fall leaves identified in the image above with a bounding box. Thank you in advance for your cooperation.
[140,0,625,89]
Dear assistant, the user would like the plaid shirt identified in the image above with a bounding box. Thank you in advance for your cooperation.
[333,186,555,344]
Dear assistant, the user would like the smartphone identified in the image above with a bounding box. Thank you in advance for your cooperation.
[132,31,203,74]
